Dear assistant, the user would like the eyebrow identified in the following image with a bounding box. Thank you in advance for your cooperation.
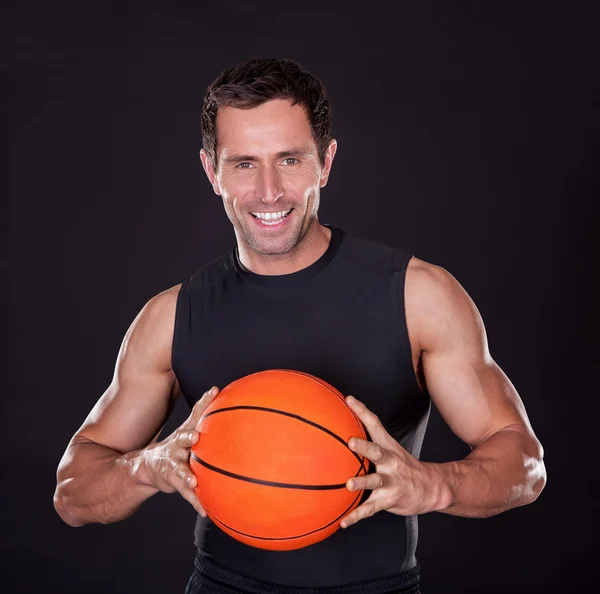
[223,147,313,164]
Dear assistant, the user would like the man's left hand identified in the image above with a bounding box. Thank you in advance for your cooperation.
[340,395,443,528]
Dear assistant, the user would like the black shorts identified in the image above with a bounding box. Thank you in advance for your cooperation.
[184,551,421,594]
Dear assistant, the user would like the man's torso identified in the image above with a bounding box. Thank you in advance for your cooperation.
[168,225,431,587]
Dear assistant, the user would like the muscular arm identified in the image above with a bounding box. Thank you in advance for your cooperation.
[53,285,181,527]
[406,259,547,518]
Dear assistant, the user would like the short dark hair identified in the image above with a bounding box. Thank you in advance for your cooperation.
[201,58,333,168]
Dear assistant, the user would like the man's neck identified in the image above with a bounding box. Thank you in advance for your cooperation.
[237,223,332,276]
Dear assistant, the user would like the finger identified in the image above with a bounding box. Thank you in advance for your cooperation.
[340,497,385,529]
[177,429,200,449]
[346,396,394,446]
[178,484,207,517]
[348,437,388,464]
[183,386,220,430]
[175,462,198,489]
[346,472,385,492]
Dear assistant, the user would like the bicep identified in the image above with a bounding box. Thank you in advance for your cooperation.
[72,285,181,454]
[410,262,536,448]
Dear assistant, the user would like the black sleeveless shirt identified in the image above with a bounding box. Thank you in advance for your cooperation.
[172,225,431,588]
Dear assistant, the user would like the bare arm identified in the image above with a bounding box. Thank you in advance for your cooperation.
[53,285,218,527]
[407,259,547,517]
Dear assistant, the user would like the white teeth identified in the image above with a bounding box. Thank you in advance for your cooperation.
[251,209,292,220]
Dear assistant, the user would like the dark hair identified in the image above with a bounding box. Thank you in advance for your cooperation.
[201,58,333,167]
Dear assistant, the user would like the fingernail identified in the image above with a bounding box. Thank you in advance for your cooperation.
[347,480,354,490]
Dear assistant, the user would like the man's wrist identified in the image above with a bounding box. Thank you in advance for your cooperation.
[422,461,455,513]
[122,448,159,494]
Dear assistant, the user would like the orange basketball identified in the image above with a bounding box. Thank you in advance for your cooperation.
[189,369,370,551]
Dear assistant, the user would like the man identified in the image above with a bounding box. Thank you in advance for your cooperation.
[54,58,546,593]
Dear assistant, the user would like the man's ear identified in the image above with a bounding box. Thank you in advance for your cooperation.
[200,149,221,196]
[319,139,338,188]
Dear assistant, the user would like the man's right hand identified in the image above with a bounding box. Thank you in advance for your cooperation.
[140,386,220,516]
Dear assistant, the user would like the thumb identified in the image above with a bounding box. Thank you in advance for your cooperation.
[183,386,220,431]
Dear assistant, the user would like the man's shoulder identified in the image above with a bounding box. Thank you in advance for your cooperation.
[127,249,235,355]
[183,250,234,292]
[406,255,461,298]
[338,231,450,282]
[406,255,445,284]
[405,255,481,352]
[338,229,414,274]
[137,284,183,332]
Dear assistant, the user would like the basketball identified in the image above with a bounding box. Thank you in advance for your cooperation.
[189,369,370,551]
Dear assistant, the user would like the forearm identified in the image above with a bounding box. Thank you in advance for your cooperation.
[54,439,158,527]
[427,428,547,518]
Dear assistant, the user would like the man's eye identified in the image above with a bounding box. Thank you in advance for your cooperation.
[237,162,253,169]
[283,158,299,165]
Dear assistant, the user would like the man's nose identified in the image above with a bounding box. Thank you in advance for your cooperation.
[255,165,284,204]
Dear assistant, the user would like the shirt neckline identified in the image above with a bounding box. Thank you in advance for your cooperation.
[231,225,343,288]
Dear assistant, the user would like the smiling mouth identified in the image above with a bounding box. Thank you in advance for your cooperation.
[249,208,294,225]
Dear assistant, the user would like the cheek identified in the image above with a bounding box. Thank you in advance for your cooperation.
[219,178,252,207]
[286,170,321,197]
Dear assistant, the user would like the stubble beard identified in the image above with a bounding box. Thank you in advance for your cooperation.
[229,189,320,258]
[242,208,307,257]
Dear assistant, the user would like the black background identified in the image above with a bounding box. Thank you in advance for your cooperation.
[2,1,598,593]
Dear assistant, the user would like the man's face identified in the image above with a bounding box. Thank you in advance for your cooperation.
[201,98,336,257]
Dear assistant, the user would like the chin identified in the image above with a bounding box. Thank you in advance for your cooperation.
[243,221,303,257]
[247,235,297,257]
